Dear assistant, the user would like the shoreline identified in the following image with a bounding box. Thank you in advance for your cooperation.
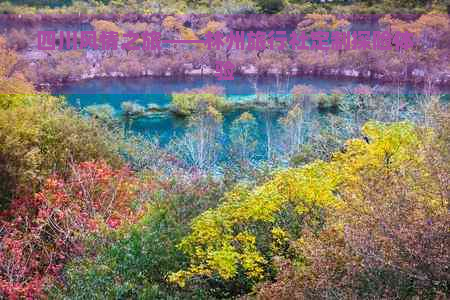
[40,66,450,91]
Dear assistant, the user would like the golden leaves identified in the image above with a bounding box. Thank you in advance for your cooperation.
[170,120,429,286]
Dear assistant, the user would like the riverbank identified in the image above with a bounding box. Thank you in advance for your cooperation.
[38,62,450,89]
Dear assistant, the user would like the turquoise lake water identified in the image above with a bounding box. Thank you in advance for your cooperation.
[52,75,440,162]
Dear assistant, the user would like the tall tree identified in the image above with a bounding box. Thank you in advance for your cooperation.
[171,104,224,171]
[230,112,259,165]
[279,104,305,157]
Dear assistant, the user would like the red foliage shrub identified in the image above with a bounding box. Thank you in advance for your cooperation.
[0,161,140,299]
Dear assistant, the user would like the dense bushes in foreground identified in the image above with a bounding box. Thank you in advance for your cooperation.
[257,114,450,299]
[0,161,140,298]
[0,95,124,207]
[0,91,448,298]
[167,119,448,296]
[56,174,225,299]
[0,37,125,207]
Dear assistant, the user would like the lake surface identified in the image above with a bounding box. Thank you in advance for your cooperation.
[52,75,438,163]
[54,74,423,103]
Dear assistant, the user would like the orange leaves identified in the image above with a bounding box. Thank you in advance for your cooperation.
[0,36,5,49]
[162,16,182,31]
[0,35,34,96]
[297,14,350,33]
[197,20,226,36]
[91,20,124,37]
[41,160,139,225]
[380,14,450,36]
[0,160,142,298]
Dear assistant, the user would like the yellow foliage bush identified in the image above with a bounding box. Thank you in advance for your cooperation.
[169,121,421,287]
[0,36,35,101]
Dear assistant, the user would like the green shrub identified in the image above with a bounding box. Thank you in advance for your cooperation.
[313,91,344,110]
[84,103,117,125]
[171,93,229,116]
[257,0,284,14]
[170,86,229,116]
[0,94,123,207]
[55,175,226,299]
[58,207,190,299]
